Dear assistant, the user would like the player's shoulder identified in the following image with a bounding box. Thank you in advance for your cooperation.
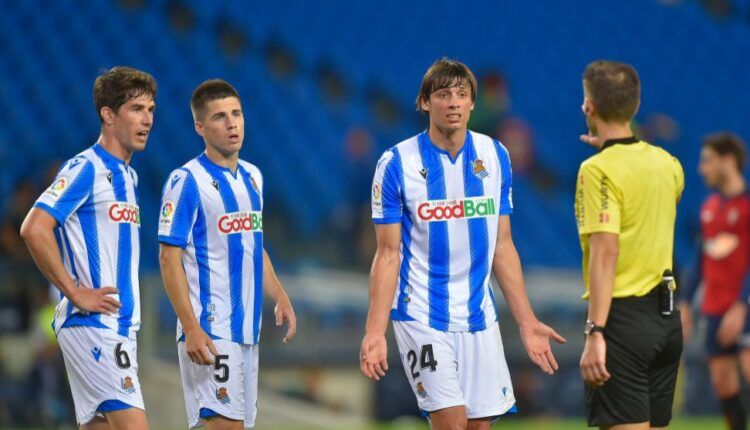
[469,130,499,149]
[470,130,508,160]
[53,148,99,181]
[377,133,422,166]
[238,159,262,178]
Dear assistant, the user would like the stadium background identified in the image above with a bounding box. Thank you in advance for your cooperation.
[0,0,749,428]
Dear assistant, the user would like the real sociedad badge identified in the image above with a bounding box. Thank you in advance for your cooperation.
[473,159,489,179]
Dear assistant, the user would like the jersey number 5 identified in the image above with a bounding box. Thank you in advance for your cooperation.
[214,354,230,382]
[407,344,438,379]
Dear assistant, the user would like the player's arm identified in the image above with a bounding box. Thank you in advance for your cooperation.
[580,232,617,386]
[492,215,565,375]
[20,207,120,314]
[262,249,296,343]
[679,235,702,340]
[159,243,217,365]
[717,216,750,346]
[360,223,401,381]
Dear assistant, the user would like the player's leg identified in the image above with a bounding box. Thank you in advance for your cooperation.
[202,416,244,430]
[466,417,491,430]
[647,307,682,430]
[101,408,149,430]
[458,322,516,428]
[705,315,745,430]
[586,300,653,429]
[177,339,246,429]
[80,416,109,430]
[429,406,468,430]
[392,321,466,428]
[58,327,146,429]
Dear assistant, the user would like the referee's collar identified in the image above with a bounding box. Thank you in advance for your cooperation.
[600,136,639,152]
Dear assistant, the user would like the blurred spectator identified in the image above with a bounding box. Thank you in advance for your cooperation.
[496,117,557,192]
[367,87,400,127]
[702,0,734,18]
[266,39,297,78]
[470,72,510,136]
[637,112,680,147]
[318,62,348,105]
[217,17,248,59]
[166,1,195,33]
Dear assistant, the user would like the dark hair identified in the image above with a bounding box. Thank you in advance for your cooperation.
[703,132,747,171]
[190,79,240,120]
[583,60,640,123]
[93,66,157,123]
[415,58,477,113]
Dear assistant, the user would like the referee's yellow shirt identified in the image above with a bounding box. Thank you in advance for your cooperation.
[575,137,684,299]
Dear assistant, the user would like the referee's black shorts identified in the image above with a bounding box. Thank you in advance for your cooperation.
[586,288,683,428]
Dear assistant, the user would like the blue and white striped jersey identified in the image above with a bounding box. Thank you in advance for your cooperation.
[34,143,142,338]
[158,153,264,345]
[372,130,513,332]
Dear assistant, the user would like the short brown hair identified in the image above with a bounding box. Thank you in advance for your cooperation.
[93,66,156,123]
[703,132,747,171]
[583,60,640,123]
[416,58,477,113]
[190,79,240,120]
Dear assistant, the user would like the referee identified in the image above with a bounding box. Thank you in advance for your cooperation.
[574,60,685,429]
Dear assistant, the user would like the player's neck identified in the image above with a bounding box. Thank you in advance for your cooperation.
[591,122,634,148]
[719,173,746,198]
[204,146,239,174]
[428,126,467,158]
[98,133,133,165]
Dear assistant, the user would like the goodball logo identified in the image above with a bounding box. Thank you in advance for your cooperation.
[417,197,496,222]
[109,203,141,226]
[218,211,263,234]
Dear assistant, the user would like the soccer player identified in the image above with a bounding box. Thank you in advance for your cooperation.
[158,79,296,430]
[575,60,684,429]
[360,58,566,430]
[680,133,750,430]
[19,66,156,429]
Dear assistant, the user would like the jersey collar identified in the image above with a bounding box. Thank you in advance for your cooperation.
[92,143,126,167]
[600,136,639,152]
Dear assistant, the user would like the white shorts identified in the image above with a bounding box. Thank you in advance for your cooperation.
[178,339,259,429]
[393,320,516,419]
[57,326,145,425]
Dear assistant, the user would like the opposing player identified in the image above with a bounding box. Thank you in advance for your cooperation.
[158,79,296,430]
[19,66,156,429]
[360,58,565,429]
[680,133,750,430]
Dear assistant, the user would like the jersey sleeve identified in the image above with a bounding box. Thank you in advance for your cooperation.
[372,149,403,224]
[575,161,622,236]
[494,139,514,215]
[158,169,200,248]
[33,157,95,225]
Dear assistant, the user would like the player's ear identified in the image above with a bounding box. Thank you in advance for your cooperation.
[194,121,204,137]
[100,106,115,126]
[420,96,430,113]
[582,98,594,117]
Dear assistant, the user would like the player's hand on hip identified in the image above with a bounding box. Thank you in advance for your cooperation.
[580,333,610,387]
[274,295,297,343]
[717,302,747,347]
[69,285,121,315]
[519,320,566,375]
[679,301,693,341]
[359,333,388,381]
[184,326,219,365]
